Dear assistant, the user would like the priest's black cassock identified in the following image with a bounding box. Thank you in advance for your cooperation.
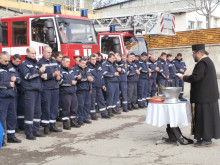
[183,52,220,140]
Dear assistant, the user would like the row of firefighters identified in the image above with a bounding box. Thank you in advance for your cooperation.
[0,46,186,146]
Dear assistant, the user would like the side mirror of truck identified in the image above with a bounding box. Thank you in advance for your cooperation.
[44,19,54,28]
[113,38,120,45]
[44,19,55,42]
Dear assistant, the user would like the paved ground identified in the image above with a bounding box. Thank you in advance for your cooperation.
[0,108,220,165]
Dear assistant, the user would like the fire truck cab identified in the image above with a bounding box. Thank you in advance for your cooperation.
[0,8,99,66]
[97,32,147,57]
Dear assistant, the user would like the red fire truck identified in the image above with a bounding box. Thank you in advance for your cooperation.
[0,8,99,67]
[93,13,175,58]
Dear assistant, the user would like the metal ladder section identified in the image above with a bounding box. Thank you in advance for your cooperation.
[92,13,159,35]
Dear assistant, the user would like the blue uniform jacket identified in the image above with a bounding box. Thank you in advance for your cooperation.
[117,60,127,82]
[136,58,149,79]
[96,59,106,68]
[87,62,104,88]
[167,60,177,78]
[102,60,119,84]
[38,57,59,90]
[9,61,23,93]
[76,66,93,91]
[127,61,139,82]
[18,57,42,91]
[0,63,16,98]
[173,57,187,73]
[157,58,169,79]
[147,59,158,79]
[59,65,77,94]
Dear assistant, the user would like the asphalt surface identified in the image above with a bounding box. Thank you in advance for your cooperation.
[0,108,220,165]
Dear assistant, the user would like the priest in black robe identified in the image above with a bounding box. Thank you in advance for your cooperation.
[178,44,220,147]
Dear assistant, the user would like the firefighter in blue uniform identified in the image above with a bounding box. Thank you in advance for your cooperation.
[127,53,140,110]
[136,52,150,108]
[157,52,169,95]
[9,54,24,131]
[19,47,45,140]
[87,54,110,119]
[52,51,63,122]
[173,53,187,99]
[148,54,159,97]
[166,54,177,87]
[38,46,62,134]
[73,56,81,71]
[103,53,121,116]
[76,58,94,125]
[0,51,21,146]
[59,56,80,130]
[116,53,128,112]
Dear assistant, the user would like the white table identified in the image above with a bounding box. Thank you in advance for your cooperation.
[145,102,191,128]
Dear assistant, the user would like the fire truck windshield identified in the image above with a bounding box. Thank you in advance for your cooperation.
[124,36,147,56]
[57,18,98,44]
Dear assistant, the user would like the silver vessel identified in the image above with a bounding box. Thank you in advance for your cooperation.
[161,87,182,103]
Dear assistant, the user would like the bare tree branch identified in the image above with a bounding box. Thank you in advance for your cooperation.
[185,0,220,28]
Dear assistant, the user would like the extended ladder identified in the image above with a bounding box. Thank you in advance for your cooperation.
[93,13,175,35]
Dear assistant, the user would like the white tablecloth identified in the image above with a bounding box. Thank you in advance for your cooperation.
[145,102,191,127]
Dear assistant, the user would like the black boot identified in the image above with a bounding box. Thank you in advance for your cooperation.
[101,114,110,119]
[112,108,121,114]
[50,124,62,132]
[128,104,133,110]
[63,120,71,130]
[33,131,46,137]
[108,108,114,117]
[44,125,50,135]
[70,119,81,128]
[26,134,36,140]
[132,103,138,109]
[91,115,98,120]
[123,109,128,112]
[7,137,22,143]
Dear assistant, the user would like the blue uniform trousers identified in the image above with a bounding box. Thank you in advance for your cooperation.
[148,78,157,97]
[77,90,91,122]
[17,91,25,129]
[137,79,148,107]
[41,89,59,126]
[106,82,119,109]
[90,87,107,116]
[60,93,78,120]
[0,97,16,138]
[157,78,167,95]
[175,78,184,98]
[24,91,41,136]
[127,82,137,104]
[116,81,128,110]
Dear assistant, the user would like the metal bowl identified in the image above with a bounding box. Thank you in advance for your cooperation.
[161,87,182,103]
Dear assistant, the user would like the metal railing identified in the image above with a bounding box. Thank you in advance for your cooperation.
[0,0,102,18]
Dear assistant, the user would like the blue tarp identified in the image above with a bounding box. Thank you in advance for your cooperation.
[0,122,4,149]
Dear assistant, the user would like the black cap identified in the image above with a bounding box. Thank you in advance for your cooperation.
[192,44,205,51]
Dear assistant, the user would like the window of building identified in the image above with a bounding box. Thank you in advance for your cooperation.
[197,21,202,29]
[12,21,27,46]
[188,21,195,30]
[2,22,8,46]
